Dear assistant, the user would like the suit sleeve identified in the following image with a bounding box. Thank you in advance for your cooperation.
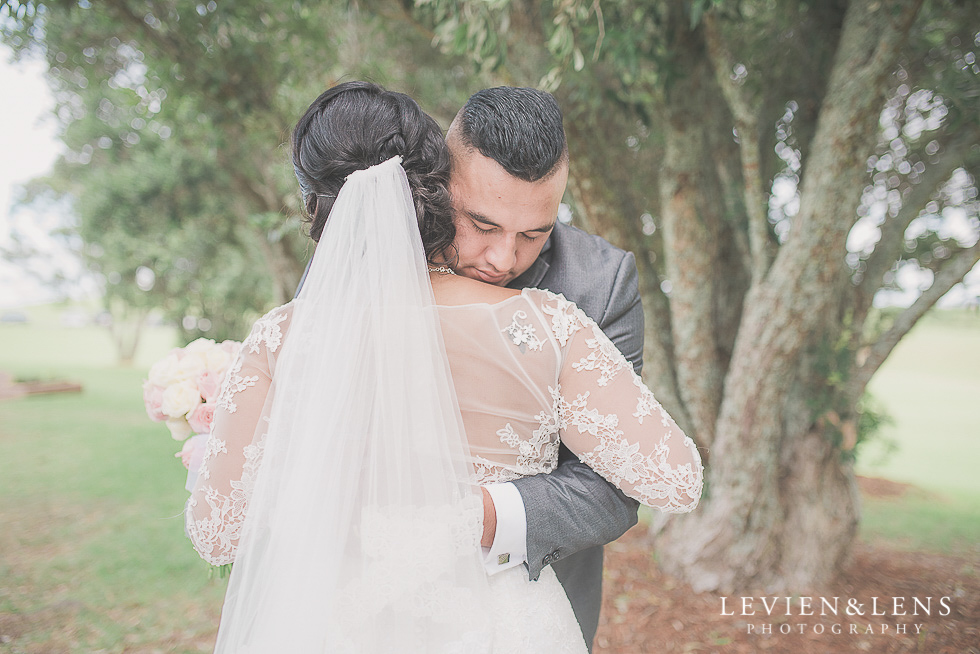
[512,253,645,580]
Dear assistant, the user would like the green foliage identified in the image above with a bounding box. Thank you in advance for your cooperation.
[209,563,233,579]
[1,0,487,348]
[804,313,896,463]
[417,0,513,72]
[852,391,897,464]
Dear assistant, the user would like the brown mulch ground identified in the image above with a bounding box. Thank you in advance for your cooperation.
[594,479,979,654]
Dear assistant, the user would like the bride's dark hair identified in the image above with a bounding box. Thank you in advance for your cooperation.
[292,81,455,263]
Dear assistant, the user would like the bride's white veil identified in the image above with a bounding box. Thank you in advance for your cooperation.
[214,156,493,652]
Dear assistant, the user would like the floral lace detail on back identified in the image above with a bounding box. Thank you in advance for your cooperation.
[502,310,543,353]
[472,421,561,484]
[447,288,702,513]
[187,290,703,569]
[540,295,582,346]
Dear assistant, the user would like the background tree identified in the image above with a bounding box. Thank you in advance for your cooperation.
[0,0,485,349]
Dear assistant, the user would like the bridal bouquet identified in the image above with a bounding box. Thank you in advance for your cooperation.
[143,337,241,487]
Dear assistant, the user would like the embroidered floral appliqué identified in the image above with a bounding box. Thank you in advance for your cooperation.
[185,430,269,566]
[215,356,259,414]
[571,324,632,386]
[562,390,703,512]
[472,457,524,485]
[539,292,584,347]
[503,310,543,353]
[244,310,288,354]
[198,436,228,481]
[472,420,561,485]
[498,422,559,475]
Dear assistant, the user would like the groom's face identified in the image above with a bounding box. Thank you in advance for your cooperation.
[448,148,567,287]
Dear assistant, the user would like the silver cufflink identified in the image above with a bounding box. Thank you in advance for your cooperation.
[497,553,510,565]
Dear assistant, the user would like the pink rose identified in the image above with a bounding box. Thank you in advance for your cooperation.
[175,437,196,469]
[188,401,216,435]
[175,433,208,470]
[197,371,222,404]
[143,381,166,422]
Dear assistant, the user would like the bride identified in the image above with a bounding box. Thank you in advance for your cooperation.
[185,82,703,652]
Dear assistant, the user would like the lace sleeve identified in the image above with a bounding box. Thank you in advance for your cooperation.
[537,291,703,513]
[184,304,292,565]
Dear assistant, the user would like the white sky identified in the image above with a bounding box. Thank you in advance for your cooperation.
[0,45,65,309]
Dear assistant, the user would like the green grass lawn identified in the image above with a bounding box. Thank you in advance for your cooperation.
[0,309,225,652]
[0,304,977,651]
[858,311,980,495]
[854,309,980,555]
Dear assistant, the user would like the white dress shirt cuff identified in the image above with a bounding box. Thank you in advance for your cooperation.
[481,482,527,576]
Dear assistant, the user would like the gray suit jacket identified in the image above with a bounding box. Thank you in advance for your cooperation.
[507,220,643,649]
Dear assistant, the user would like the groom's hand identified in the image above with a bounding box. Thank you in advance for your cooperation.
[481,487,497,548]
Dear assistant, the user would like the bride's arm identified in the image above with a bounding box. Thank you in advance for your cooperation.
[553,299,703,512]
[505,258,644,581]
[184,305,292,565]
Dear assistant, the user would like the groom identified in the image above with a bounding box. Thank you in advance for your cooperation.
[447,86,643,649]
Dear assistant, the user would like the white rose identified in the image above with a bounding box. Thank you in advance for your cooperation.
[183,337,217,354]
[175,351,207,382]
[161,380,202,419]
[148,353,181,388]
[166,417,193,442]
[205,346,232,374]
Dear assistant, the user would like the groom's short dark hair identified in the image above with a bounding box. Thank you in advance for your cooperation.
[453,87,568,182]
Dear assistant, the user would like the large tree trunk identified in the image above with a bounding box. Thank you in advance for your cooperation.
[775,339,863,588]
[657,19,732,452]
[654,0,924,592]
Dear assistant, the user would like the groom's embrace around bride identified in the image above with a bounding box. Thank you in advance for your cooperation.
[445,86,644,649]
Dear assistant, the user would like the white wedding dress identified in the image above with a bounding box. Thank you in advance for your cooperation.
[187,290,702,652]
[184,157,703,652]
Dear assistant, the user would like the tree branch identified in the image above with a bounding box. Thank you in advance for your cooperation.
[862,0,926,81]
[702,12,772,285]
[849,239,980,401]
[104,0,191,65]
[860,124,980,298]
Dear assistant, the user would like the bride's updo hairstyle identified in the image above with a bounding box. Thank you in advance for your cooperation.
[291,81,455,263]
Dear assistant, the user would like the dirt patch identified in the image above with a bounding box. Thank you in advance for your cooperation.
[0,371,82,401]
[595,526,979,654]
[857,475,919,499]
